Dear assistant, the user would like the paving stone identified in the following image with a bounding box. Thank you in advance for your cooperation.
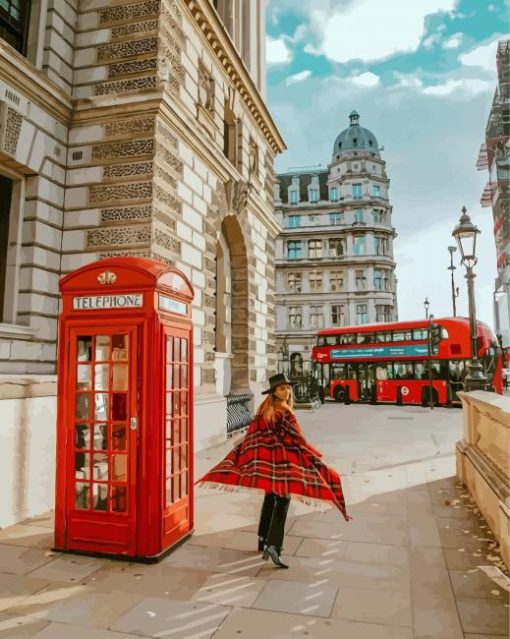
[213,607,414,639]
[294,537,348,559]
[0,545,57,576]
[192,572,267,607]
[449,569,508,601]
[456,598,510,636]
[7,585,142,630]
[0,574,48,613]
[188,529,302,554]
[342,541,409,567]
[332,585,413,627]
[157,543,266,576]
[252,578,338,617]
[111,596,230,638]
[26,555,107,583]
[0,526,52,549]
[25,621,142,638]
[0,612,49,638]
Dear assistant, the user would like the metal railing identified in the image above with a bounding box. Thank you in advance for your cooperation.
[226,393,252,437]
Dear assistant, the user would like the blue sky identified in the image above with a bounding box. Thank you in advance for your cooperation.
[265,0,509,328]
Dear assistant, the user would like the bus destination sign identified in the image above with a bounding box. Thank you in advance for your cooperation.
[331,345,429,359]
[73,293,144,310]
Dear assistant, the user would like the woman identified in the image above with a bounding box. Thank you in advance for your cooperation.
[195,373,351,569]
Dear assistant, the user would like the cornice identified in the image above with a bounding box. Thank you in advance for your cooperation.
[0,43,72,123]
[182,0,286,155]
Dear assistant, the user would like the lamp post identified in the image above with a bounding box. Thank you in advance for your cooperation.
[278,335,289,375]
[424,297,430,320]
[451,207,488,391]
[447,246,459,317]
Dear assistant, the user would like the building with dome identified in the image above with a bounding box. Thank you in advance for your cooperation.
[274,111,398,361]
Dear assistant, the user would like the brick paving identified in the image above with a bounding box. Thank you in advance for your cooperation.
[0,404,508,638]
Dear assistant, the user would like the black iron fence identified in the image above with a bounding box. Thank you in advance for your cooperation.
[226,393,252,437]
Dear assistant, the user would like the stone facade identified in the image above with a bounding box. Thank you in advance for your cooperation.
[274,111,397,359]
[477,39,510,372]
[0,0,284,526]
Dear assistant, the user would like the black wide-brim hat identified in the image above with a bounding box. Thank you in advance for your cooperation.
[261,373,297,395]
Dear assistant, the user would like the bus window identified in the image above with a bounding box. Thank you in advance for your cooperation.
[375,364,389,380]
[346,365,357,379]
[393,331,405,342]
[441,327,448,338]
[339,334,355,345]
[357,333,374,344]
[325,336,338,346]
[413,329,428,340]
[317,337,325,347]
[394,362,413,379]
[415,361,427,379]
[449,360,463,382]
[331,363,347,379]
[430,362,441,379]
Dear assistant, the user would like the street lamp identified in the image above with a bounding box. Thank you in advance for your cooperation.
[451,206,488,391]
[424,297,430,320]
[447,246,459,317]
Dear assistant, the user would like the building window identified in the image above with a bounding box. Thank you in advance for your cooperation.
[329,238,345,257]
[355,270,366,290]
[376,305,392,322]
[352,183,362,199]
[372,209,385,224]
[309,189,319,203]
[309,306,324,329]
[309,271,322,291]
[374,235,389,255]
[288,306,302,329]
[287,272,302,293]
[329,271,344,292]
[373,269,382,290]
[331,305,345,327]
[0,0,30,55]
[223,100,238,165]
[329,187,339,202]
[352,236,366,256]
[330,212,343,225]
[287,241,303,260]
[289,190,298,205]
[356,304,368,324]
[373,184,381,197]
[308,239,322,259]
[0,174,13,319]
[288,215,301,228]
[353,208,364,223]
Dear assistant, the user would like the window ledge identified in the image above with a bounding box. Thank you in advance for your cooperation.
[0,323,37,339]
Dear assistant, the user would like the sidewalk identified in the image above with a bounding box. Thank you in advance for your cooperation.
[0,404,508,638]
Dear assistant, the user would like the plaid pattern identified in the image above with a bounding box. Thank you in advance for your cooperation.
[195,411,351,521]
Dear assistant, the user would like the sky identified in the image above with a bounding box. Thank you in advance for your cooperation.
[265,0,509,330]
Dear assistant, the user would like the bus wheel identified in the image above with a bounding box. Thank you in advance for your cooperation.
[334,386,344,403]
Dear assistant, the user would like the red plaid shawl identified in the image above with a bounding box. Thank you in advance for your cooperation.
[195,410,351,521]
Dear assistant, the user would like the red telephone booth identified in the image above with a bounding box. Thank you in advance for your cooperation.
[54,257,194,561]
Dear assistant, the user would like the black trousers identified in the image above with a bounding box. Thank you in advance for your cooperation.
[257,492,290,551]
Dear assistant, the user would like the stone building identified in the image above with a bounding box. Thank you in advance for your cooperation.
[478,39,510,370]
[0,0,284,527]
[274,111,397,360]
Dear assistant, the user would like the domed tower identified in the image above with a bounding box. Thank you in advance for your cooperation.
[327,110,397,326]
[274,111,398,364]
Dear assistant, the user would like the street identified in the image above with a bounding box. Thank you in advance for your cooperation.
[0,403,508,638]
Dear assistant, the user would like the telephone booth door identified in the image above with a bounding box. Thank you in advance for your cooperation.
[162,324,192,548]
[66,324,138,555]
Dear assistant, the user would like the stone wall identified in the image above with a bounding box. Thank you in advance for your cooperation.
[456,391,509,568]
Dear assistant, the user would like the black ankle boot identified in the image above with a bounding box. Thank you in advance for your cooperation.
[262,544,288,569]
[257,536,265,552]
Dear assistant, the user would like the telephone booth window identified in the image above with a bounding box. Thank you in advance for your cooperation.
[165,335,189,506]
[73,333,130,513]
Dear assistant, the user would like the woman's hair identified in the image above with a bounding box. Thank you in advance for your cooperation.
[255,385,294,424]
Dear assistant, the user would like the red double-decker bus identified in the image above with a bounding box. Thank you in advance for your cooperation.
[311,317,502,406]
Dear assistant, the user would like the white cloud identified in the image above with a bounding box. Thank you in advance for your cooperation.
[286,70,312,86]
[459,35,509,74]
[351,71,380,87]
[266,36,292,65]
[422,78,492,96]
[308,0,457,63]
[304,42,322,56]
[393,72,424,88]
[443,33,463,49]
